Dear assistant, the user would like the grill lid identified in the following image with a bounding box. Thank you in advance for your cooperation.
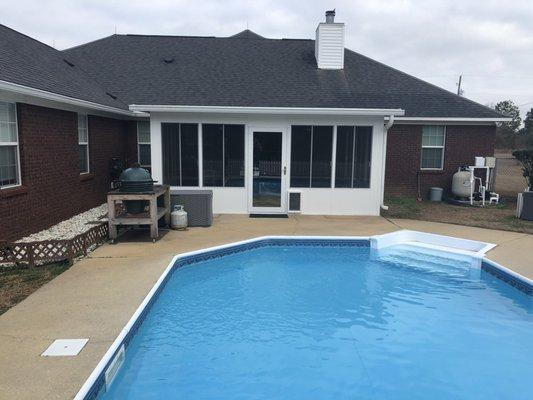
[119,164,155,193]
[119,165,152,182]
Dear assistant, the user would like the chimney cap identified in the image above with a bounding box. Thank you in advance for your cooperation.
[325,9,336,23]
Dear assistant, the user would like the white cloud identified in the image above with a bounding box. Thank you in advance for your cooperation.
[2,0,532,116]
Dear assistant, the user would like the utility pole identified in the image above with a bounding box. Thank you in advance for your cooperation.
[456,75,464,96]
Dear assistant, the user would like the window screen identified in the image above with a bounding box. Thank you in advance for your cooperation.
[335,126,372,188]
[162,123,199,186]
[421,126,445,169]
[0,102,20,188]
[290,125,332,188]
[202,124,245,187]
[78,114,89,173]
[137,121,151,166]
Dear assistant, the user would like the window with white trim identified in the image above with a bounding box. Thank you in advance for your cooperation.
[421,126,445,169]
[78,113,89,173]
[0,101,21,188]
[137,121,151,167]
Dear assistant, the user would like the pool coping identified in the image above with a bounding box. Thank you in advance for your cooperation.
[73,234,533,400]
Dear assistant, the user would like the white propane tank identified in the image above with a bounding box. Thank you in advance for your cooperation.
[452,170,471,198]
[171,205,188,230]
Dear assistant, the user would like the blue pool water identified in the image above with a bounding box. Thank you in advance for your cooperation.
[98,243,532,399]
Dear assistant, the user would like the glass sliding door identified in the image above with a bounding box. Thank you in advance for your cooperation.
[249,130,287,213]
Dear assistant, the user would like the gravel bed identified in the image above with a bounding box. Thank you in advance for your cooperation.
[18,204,108,242]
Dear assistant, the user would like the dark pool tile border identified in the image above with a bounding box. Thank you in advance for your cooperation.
[83,238,368,399]
[481,261,533,295]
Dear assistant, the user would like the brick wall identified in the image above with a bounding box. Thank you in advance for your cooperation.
[385,124,496,198]
[0,103,137,241]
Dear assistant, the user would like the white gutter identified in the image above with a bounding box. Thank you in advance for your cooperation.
[380,114,395,211]
[129,104,406,116]
[0,80,146,117]
[392,117,511,123]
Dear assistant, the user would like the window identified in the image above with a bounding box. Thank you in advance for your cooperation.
[202,124,245,187]
[162,123,199,186]
[421,126,445,169]
[0,101,20,188]
[335,126,373,188]
[137,121,151,167]
[78,113,89,173]
[290,125,333,188]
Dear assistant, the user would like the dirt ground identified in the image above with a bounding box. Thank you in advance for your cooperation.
[0,262,70,315]
[383,197,533,235]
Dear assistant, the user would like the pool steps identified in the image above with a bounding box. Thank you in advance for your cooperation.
[370,230,496,258]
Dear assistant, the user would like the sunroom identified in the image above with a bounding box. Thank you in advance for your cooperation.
[131,106,404,216]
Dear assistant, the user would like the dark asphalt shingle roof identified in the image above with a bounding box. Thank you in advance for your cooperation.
[63,31,502,118]
[0,24,502,118]
[0,24,128,110]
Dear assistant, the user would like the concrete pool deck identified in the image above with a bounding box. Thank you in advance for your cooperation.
[0,214,532,399]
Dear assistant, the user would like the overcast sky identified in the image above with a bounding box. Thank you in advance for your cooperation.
[3,0,533,118]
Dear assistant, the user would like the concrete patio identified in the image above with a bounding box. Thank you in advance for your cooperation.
[0,214,532,399]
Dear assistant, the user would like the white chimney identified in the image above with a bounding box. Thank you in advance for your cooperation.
[315,9,345,70]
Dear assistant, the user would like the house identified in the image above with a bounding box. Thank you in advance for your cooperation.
[0,11,507,240]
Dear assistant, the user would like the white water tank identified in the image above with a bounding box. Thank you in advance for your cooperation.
[171,205,188,229]
[452,170,471,198]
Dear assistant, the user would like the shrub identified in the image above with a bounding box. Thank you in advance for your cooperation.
[512,149,533,190]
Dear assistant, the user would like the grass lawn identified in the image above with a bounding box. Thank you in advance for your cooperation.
[0,262,70,315]
[382,197,533,235]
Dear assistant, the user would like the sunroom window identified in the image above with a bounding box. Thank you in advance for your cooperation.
[162,123,199,186]
[202,124,245,187]
[335,126,373,188]
[137,121,151,167]
[421,126,445,169]
[290,125,333,188]
[78,113,89,173]
[0,101,21,188]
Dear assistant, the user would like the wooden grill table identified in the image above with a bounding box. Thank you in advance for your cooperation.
[107,185,170,242]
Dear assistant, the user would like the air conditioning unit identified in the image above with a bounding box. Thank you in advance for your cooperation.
[288,191,302,213]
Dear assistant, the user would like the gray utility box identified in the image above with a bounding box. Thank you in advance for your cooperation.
[170,190,213,227]
[517,191,533,221]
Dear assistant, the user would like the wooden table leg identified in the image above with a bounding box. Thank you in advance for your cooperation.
[107,198,117,241]
[149,197,158,240]
[164,188,171,226]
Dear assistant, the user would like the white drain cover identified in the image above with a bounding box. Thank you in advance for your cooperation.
[41,339,89,357]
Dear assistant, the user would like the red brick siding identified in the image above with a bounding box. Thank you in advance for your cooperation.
[385,124,495,198]
[0,103,137,241]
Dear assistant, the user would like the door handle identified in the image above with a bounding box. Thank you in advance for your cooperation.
[283,166,287,175]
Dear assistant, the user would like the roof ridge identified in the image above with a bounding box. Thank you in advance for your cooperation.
[344,47,504,117]
[62,33,117,52]
[0,23,58,51]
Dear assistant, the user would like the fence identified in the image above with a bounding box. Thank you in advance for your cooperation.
[0,223,108,268]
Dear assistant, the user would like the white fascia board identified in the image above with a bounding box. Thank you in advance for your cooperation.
[0,80,146,117]
[129,104,405,116]
[392,116,511,124]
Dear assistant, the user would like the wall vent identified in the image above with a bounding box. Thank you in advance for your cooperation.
[288,191,302,213]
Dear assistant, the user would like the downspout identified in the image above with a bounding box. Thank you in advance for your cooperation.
[380,115,395,210]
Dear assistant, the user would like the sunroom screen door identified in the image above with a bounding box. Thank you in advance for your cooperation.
[249,130,287,213]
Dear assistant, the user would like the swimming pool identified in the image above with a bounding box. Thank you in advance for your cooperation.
[80,237,532,400]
